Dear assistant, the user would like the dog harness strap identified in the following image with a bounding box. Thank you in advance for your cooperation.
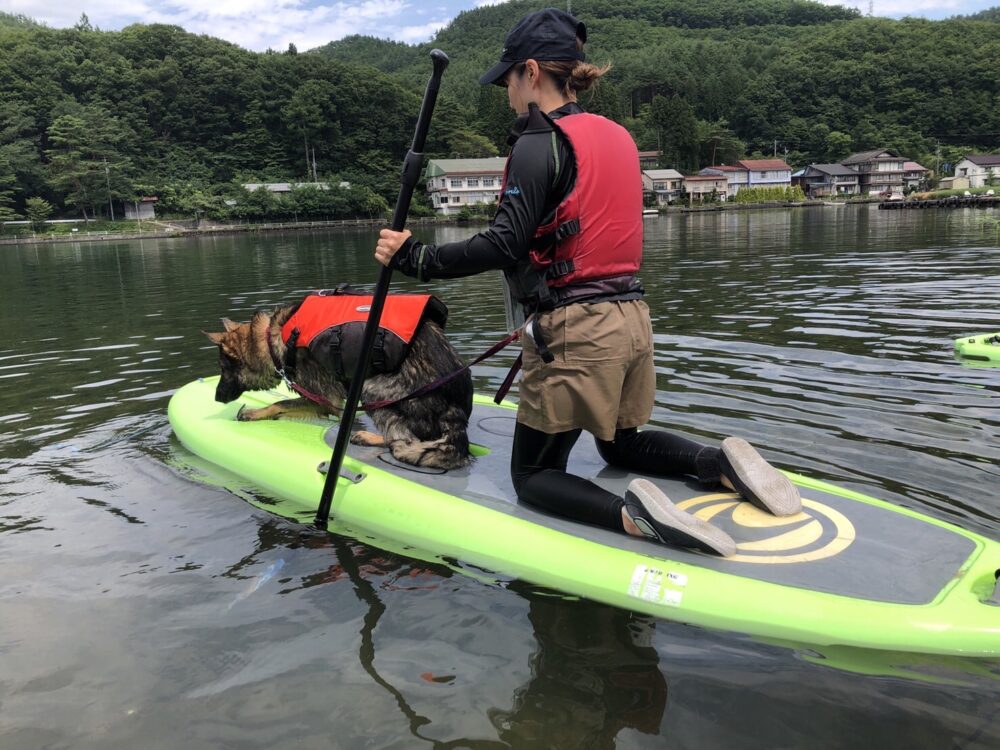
[371,329,388,374]
[327,327,346,381]
[283,328,300,379]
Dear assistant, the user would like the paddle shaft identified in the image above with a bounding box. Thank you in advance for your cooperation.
[315,49,449,529]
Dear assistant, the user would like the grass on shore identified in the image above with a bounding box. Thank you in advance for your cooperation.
[1,220,145,239]
[911,186,998,200]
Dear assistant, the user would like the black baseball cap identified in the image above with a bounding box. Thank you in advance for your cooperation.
[479,8,587,86]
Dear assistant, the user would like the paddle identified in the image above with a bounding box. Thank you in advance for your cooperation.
[315,49,450,529]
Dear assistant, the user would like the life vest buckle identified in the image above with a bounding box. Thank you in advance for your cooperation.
[554,218,580,241]
[545,259,576,280]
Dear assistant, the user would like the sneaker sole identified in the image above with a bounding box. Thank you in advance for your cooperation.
[721,437,801,516]
[628,479,737,557]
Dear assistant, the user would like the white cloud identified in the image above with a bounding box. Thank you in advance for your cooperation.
[3,0,420,51]
[395,17,450,42]
[816,0,966,16]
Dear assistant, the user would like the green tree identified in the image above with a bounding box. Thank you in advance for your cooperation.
[698,119,744,166]
[283,79,339,179]
[651,95,700,172]
[74,13,93,32]
[0,154,19,221]
[46,108,133,220]
[25,197,53,230]
[0,101,44,201]
[476,85,515,153]
[825,131,853,162]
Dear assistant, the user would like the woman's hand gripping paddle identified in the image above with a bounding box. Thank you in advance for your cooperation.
[315,49,450,529]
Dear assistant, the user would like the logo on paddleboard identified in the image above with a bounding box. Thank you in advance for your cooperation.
[356,305,371,312]
[676,494,856,564]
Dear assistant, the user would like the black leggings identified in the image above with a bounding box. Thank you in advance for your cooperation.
[511,423,723,532]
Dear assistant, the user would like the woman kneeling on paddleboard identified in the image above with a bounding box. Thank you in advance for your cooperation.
[375,8,800,556]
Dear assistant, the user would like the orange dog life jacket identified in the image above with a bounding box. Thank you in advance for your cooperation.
[281,290,448,380]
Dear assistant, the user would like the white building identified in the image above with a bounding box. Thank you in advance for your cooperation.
[700,165,749,197]
[242,181,351,193]
[953,155,1000,188]
[641,169,684,205]
[425,158,506,215]
[124,197,157,220]
[736,159,792,190]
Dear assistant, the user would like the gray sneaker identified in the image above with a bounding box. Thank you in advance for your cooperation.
[719,437,801,516]
[623,479,736,557]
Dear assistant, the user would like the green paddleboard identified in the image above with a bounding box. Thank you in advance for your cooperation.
[955,332,1000,363]
[168,377,1000,657]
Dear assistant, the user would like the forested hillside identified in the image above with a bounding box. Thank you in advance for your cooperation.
[0,19,487,221]
[322,0,1000,174]
[1,1,999,221]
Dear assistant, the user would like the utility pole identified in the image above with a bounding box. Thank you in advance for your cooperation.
[773,139,778,157]
[104,157,114,221]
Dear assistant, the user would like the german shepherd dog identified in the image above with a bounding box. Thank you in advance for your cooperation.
[204,302,473,470]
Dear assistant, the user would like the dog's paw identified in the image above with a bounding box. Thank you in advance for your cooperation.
[237,405,272,421]
[350,430,386,447]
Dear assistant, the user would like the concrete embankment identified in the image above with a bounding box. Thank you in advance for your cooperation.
[0,216,470,246]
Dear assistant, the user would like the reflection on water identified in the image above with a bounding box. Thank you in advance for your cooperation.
[490,583,667,749]
[0,207,998,748]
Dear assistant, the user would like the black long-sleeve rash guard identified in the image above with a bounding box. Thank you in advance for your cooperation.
[390,102,581,282]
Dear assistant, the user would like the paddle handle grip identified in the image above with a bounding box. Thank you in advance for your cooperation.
[315,49,449,528]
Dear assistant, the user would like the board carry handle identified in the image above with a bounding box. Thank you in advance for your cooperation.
[315,49,450,529]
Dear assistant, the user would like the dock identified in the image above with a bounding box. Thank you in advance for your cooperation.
[879,195,1000,210]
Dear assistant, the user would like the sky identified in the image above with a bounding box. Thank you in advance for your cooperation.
[0,0,994,52]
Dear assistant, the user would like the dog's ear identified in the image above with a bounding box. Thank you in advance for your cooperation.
[203,331,226,345]
[221,318,240,332]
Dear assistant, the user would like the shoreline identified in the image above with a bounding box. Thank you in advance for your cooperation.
[0,216,472,246]
[1,200,883,246]
[0,215,468,247]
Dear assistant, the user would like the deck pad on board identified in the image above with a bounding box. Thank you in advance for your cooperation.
[339,402,975,606]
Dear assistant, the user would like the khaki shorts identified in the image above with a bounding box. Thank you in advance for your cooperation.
[517,299,655,440]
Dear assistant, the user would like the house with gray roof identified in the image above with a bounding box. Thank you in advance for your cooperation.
[903,161,929,191]
[841,149,904,196]
[425,158,506,215]
[799,163,860,198]
[953,154,1000,188]
[642,168,684,204]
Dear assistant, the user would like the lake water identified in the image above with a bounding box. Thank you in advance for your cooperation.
[1,206,998,749]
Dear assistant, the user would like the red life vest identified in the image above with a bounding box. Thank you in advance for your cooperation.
[505,112,643,288]
[281,291,448,379]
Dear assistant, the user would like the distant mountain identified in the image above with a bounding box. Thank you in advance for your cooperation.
[960,7,1000,22]
[312,0,999,166]
[0,12,40,29]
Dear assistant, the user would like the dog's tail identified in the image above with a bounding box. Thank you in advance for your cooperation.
[389,404,472,470]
